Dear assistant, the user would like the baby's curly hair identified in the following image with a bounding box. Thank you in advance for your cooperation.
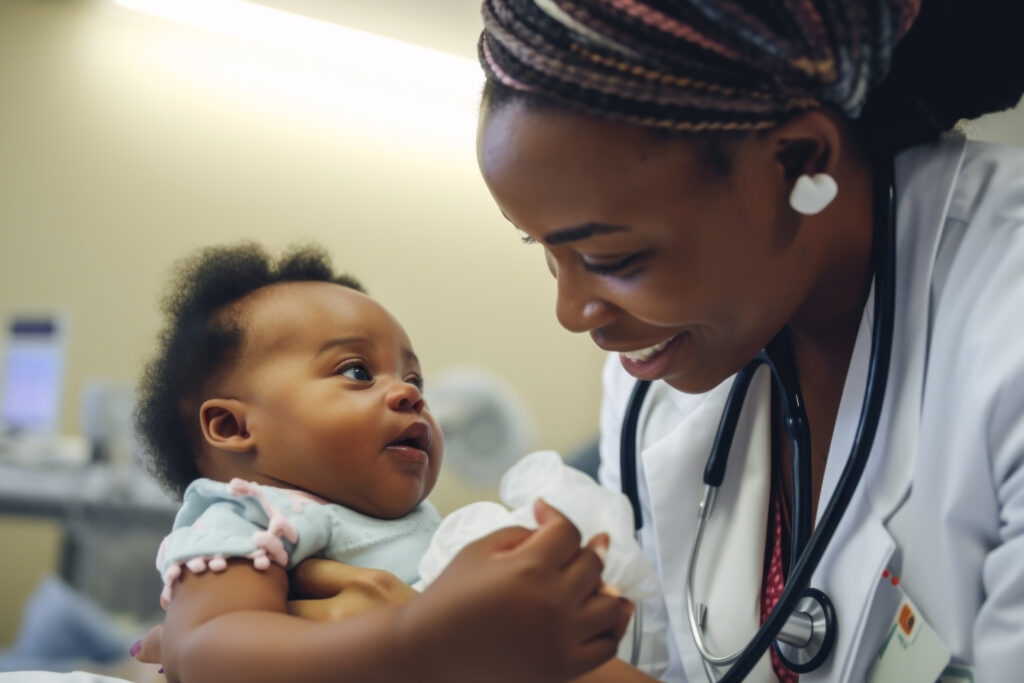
[135,242,364,500]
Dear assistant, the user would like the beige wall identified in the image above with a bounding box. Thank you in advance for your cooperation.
[0,0,609,513]
[0,517,62,646]
[1,0,1022,509]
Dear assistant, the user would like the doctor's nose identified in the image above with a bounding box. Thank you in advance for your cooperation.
[554,268,617,334]
[387,381,424,414]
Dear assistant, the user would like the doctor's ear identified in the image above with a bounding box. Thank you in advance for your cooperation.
[769,110,844,216]
[770,109,843,181]
[199,398,255,453]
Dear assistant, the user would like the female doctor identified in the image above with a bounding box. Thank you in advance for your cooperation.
[477,0,1024,681]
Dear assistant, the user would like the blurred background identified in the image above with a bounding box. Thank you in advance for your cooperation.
[0,0,1021,678]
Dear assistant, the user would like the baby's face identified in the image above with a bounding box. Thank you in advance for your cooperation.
[218,282,443,519]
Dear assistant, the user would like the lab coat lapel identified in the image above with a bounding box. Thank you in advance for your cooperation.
[809,138,967,682]
[870,137,967,519]
[641,370,775,682]
[819,138,965,522]
[803,503,897,683]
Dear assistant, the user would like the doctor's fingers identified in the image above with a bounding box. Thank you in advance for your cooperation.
[289,558,409,601]
[567,594,635,671]
[466,524,536,556]
[517,498,584,568]
[560,534,611,603]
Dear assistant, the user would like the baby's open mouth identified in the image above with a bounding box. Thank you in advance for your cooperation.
[387,421,430,452]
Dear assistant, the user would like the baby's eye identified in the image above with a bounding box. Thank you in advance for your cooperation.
[339,363,373,382]
[405,374,424,391]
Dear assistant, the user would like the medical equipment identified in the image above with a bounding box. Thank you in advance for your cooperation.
[1,311,68,435]
[620,153,897,682]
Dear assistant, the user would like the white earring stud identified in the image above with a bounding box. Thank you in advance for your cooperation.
[789,173,838,216]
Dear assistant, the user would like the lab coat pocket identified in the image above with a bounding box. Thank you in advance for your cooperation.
[804,502,897,683]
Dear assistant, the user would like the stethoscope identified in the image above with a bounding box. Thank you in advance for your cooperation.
[620,152,897,682]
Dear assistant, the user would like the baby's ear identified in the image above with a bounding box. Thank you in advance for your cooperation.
[199,398,255,453]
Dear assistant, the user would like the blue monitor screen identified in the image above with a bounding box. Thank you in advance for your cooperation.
[1,316,65,433]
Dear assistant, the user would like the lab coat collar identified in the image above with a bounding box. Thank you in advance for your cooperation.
[821,136,968,526]
[640,371,775,682]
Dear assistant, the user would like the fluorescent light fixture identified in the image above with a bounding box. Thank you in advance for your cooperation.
[113,0,484,149]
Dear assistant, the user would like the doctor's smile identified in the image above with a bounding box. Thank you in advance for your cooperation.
[617,334,687,381]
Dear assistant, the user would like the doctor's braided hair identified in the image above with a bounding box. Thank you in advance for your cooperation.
[135,242,364,500]
[480,0,1024,154]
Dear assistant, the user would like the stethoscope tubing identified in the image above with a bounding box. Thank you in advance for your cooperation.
[619,151,898,681]
[685,339,811,668]
[713,152,898,682]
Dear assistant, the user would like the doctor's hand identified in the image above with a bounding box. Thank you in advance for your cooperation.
[287,558,418,621]
[395,498,633,683]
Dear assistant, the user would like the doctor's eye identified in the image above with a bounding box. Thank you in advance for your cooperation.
[338,362,373,382]
[581,249,652,276]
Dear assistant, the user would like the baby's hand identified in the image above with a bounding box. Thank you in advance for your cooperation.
[131,623,163,666]
[287,558,418,620]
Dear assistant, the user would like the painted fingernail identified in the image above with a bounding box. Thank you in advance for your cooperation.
[129,640,142,658]
[158,667,164,674]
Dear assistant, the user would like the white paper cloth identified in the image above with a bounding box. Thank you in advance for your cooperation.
[417,451,660,601]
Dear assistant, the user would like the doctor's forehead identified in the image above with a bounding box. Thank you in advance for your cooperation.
[479,104,670,178]
[479,104,725,227]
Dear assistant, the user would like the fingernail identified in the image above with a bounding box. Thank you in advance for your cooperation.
[158,667,164,674]
[600,582,621,598]
[593,542,608,564]
[129,640,142,658]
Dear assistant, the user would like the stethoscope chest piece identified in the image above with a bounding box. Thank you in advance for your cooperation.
[773,587,837,673]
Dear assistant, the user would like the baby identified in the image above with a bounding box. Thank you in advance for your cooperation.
[137,243,443,608]
[135,242,648,682]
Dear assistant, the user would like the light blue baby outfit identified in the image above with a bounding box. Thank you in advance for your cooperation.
[156,477,441,607]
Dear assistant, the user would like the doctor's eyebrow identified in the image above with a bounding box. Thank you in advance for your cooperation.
[544,222,631,245]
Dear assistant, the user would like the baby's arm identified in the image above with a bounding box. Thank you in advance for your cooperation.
[161,559,415,683]
[159,482,423,682]
[159,501,631,683]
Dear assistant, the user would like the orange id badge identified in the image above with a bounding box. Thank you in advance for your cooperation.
[865,570,950,683]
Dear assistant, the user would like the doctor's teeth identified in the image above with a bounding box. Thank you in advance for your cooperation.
[623,338,672,362]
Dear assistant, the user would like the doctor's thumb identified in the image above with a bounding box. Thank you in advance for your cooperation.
[533,497,562,525]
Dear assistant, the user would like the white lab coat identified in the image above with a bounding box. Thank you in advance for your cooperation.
[599,136,1024,682]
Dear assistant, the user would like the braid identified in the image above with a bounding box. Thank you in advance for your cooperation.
[480,0,949,144]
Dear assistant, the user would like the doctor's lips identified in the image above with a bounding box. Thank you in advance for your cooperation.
[384,421,432,462]
[621,337,675,362]
[617,334,685,379]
